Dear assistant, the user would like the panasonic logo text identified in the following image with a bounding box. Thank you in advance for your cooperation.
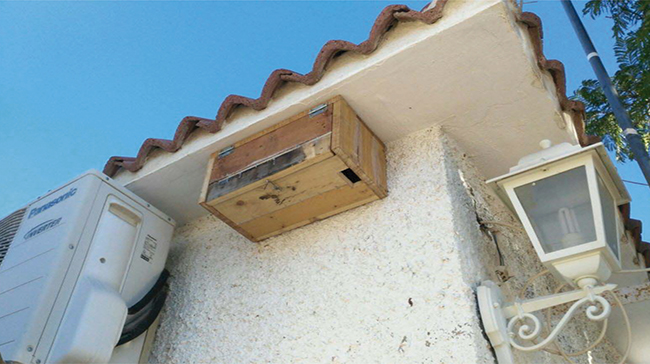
[29,188,77,219]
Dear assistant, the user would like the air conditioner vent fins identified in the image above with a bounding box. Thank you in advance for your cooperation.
[0,208,26,268]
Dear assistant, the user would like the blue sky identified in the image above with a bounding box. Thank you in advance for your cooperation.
[0,1,647,240]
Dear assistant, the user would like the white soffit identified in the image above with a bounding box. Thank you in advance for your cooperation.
[115,0,578,224]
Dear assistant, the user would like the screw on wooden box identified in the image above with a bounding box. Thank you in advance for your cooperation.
[199,96,388,242]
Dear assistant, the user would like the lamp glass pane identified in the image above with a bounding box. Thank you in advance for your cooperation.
[515,166,597,254]
[597,175,620,259]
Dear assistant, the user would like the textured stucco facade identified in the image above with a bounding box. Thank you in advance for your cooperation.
[149,127,622,363]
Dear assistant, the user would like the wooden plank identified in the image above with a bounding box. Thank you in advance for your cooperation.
[333,96,387,151]
[360,122,374,187]
[254,195,378,241]
[199,202,260,242]
[232,108,312,148]
[359,122,388,198]
[206,134,333,206]
[206,134,334,206]
[214,156,349,225]
[239,182,377,240]
[332,98,360,167]
[332,96,342,158]
[372,137,388,197]
[210,107,332,182]
[198,150,218,205]
[208,146,307,202]
[331,97,388,198]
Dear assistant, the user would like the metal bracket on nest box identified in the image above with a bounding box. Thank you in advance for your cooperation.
[218,146,235,159]
[309,104,327,118]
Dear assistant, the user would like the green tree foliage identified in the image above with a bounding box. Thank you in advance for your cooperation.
[573,0,650,161]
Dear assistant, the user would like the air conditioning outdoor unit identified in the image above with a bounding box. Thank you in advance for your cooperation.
[0,170,175,364]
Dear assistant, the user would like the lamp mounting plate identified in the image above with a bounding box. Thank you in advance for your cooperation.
[477,281,515,364]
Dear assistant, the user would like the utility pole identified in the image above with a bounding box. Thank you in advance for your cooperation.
[561,0,650,186]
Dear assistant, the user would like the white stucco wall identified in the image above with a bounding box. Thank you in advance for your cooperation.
[149,127,621,364]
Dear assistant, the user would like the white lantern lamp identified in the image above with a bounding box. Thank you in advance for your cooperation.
[488,140,630,288]
[477,141,631,364]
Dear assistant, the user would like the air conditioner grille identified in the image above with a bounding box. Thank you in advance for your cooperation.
[0,208,26,268]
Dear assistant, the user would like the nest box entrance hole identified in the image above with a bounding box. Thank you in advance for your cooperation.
[340,168,361,184]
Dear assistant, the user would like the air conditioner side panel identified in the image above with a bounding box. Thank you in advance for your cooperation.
[0,176,102,364]
[119,193,174,307]
[47,188,156,363]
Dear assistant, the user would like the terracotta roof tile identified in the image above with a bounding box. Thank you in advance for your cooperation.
[518,12,600,148]
[102,5,595,178]
[101,3,647,257]
[103,1,449,177]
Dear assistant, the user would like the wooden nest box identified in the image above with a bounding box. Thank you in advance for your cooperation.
[199,96,388,242]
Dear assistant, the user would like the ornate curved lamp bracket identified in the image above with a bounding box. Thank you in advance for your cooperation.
[477,280,616,364]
